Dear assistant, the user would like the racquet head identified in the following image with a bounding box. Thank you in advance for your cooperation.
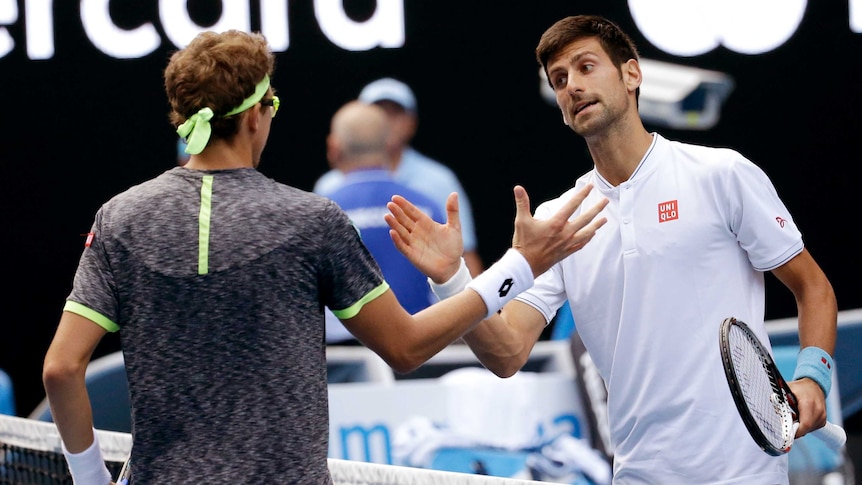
[719,317,797,455]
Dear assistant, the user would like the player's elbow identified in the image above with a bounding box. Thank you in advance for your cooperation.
[42,354,86,393]
[472,349,530,378]
[483,361,521,379]
[383,350,426,375]
[371,340,433,374]
[391,362,420,375]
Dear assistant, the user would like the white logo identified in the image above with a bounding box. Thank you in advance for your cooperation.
[853,0,862,32]
[0,0,405,60]
[628,0,807,56]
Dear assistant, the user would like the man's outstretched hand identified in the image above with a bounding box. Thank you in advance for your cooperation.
[512,183,608,277]
[385,191,464,283]
[386,184,608,283]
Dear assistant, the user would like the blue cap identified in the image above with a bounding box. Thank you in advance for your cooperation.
[358,77,417,113]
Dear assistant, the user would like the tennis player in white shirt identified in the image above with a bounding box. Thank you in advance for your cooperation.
[385,14,838,485]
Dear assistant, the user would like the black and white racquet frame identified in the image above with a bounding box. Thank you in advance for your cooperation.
[719,317,846,456]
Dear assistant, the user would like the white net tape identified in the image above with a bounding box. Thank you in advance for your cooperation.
[328,458,547,484]
[0,414,131,462]
[0,414,548,484]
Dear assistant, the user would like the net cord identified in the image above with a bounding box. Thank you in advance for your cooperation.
[0,414,549,484]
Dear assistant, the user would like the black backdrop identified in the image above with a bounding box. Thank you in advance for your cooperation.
[2,1,860,418]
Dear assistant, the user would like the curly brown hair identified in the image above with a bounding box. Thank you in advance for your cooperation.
[165,30,275,144]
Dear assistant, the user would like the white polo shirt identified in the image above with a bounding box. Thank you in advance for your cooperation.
[517,133,801,484]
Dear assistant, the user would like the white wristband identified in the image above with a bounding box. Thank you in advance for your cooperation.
[466,248,534,319]
[429,258,473,301]
[62,430,111,485]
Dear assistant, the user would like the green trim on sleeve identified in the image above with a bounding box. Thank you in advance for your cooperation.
[198,175,213,275]
[63,301,120,333]
[331,282,391,320]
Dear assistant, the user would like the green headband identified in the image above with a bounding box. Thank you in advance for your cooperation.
[176,75,271,155]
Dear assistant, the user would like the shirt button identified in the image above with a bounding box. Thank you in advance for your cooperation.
[622,217,631,224]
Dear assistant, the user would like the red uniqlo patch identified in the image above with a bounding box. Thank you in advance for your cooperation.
[84,232,95,248]
[658,200,678,223]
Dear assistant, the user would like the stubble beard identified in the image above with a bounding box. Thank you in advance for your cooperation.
[570,106,610,138]
[570,97,628,139]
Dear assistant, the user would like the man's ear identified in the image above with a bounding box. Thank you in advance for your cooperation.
[247,104,263,131]
[623,59,642,94]
[326,134,342,170]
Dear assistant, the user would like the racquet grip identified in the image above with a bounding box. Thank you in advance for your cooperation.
[810,421,847,451]
[116,456,131,485]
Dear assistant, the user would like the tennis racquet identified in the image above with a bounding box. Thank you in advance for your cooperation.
[115,456,131,485]
[719,317,846,456]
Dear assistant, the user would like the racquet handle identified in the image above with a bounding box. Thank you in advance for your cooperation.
[809,421,847,451]
[116,456,131,485]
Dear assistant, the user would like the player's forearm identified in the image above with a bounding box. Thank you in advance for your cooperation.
[365,289,489,374]
[46,383,112,485]
[773,250,837,354]
[462,337,526,377]
[791,277,838,400]
[47,390,96,453]
[795,285,838,354]
[422,252,544,376]
[461,308,540,378]
[43,363,96,452]
[414,290,489,353]
[374,287,532,375]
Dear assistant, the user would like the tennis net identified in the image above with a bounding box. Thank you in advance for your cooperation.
[0,414,549,484]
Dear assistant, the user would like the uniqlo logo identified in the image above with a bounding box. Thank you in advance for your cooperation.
[658,200,678,223]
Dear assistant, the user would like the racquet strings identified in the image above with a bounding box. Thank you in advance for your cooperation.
[727,324,791,450]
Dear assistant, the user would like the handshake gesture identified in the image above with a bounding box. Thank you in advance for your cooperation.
[384,184,608,287]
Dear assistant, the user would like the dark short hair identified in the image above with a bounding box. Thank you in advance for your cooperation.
[536,15,640,93]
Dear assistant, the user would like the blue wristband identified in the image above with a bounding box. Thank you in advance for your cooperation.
[792,346,834,397]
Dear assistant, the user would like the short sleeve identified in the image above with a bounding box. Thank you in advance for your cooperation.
[318,200,388,317]
[66,209,121,332]
[723,156,803,271]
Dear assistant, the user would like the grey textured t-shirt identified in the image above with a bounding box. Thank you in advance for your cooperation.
[66,167,385,484]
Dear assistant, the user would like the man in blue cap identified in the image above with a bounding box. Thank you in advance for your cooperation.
[314,77,485,277]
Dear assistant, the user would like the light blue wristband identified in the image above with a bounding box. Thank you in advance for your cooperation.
[792,346,834,397]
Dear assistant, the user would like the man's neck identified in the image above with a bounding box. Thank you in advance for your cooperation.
[183,140,255,170]
[586,122,653,187]
[342,165,389,175]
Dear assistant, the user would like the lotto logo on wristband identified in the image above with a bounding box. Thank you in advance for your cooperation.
[498,278,514,297]
[467,249,534,319]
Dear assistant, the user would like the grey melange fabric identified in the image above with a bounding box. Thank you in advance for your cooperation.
[67,167,385,484]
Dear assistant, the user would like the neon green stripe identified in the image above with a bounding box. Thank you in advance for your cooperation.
[198,176,213,275]
[331,282,390,319]
[63,301,120,333]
